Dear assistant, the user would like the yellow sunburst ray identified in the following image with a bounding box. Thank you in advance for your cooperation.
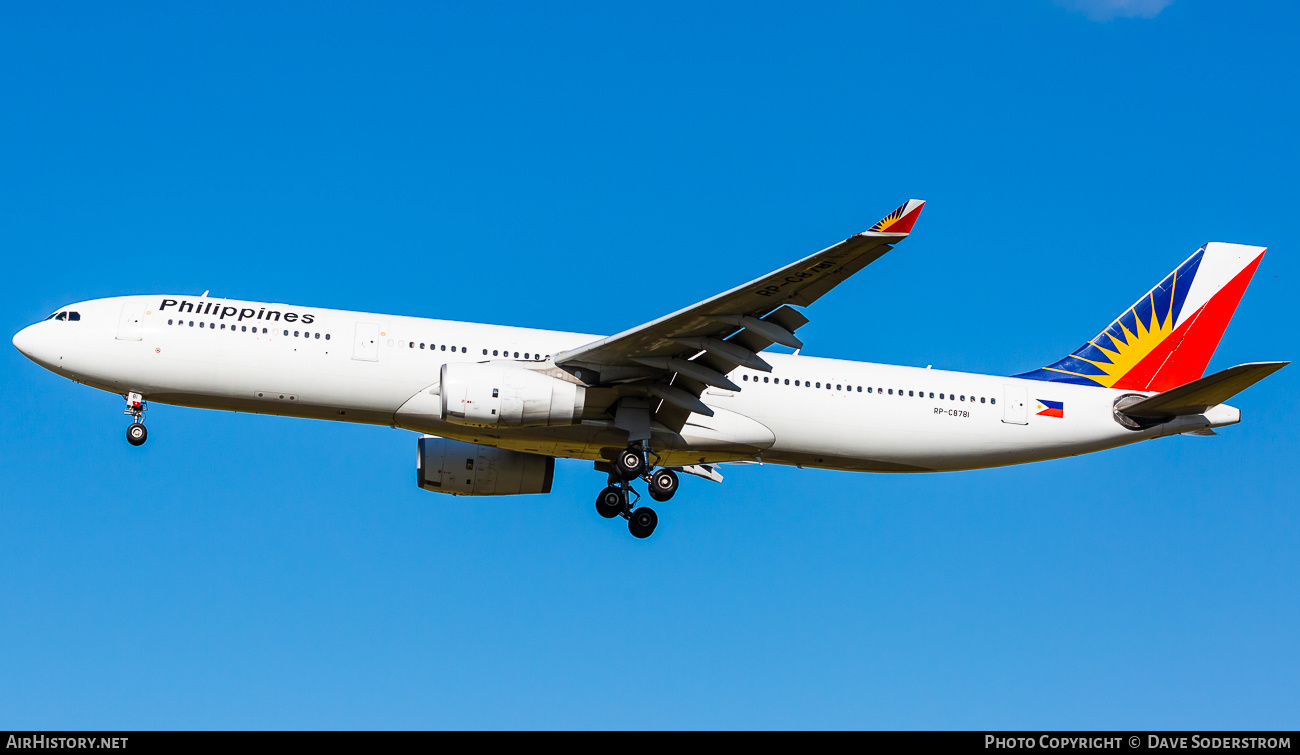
[1070,288,1177,387]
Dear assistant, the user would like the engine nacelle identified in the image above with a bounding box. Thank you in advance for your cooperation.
[417,436,554,496]
[440,362,585,428]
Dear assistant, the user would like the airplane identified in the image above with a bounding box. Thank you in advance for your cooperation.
[12,200,1287,539]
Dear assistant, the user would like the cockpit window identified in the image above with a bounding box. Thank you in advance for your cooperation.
[55,312,67,321]
[68,312,80,321]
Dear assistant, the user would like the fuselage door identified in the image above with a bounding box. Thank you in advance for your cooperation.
[353,322,380,361]
[1002,384,1028,425]
[116,301,145,341]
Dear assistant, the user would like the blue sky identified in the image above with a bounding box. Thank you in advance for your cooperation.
[2,1,1297,729]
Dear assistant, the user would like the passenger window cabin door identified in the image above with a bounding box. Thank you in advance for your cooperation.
[116,301,145,340]
[353,322,380,361]
[1002,384,1028,425]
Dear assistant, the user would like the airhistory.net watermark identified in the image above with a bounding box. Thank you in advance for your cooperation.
[6,736,127,750]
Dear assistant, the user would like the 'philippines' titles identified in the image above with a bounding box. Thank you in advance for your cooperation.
[159,298,316,325]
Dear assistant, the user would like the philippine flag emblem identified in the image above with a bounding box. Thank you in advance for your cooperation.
[1035,399,1064,418]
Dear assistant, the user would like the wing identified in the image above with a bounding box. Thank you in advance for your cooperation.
[554,199,925,433]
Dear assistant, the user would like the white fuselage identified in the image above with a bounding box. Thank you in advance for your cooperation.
[13,295,1240,473]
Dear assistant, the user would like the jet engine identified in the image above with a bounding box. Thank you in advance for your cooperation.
[440,362,585,428]
[417,436,555,496]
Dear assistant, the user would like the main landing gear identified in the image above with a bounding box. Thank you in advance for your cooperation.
[124,392,148,446]
[594,444,680,539]
[594,483,659,539]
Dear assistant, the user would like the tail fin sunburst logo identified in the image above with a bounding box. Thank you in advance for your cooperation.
[1016,243,1266,393]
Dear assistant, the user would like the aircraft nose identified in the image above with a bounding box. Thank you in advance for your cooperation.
[13,323,57,368]
[12,324,37,357]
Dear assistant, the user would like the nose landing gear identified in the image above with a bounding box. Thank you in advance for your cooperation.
[124,392,148,446]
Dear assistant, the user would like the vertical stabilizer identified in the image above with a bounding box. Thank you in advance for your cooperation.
[1017,243,1266,392]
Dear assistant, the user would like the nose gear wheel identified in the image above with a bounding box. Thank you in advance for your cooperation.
[123,392,148,446]
[126,423,147,446]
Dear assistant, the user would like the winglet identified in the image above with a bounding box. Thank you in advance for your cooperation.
[867,199,925,235]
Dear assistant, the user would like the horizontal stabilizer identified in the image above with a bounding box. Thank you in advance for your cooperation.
[1119,361,1288,418]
